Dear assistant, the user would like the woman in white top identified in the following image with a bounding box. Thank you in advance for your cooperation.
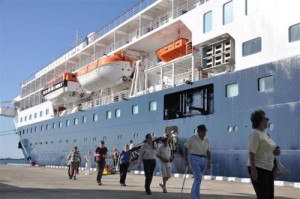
[137,134,157,195]
[247,110,281,199]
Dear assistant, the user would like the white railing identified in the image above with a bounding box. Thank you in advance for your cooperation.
[80,90,130,111]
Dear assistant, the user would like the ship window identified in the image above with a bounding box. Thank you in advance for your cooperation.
[132,105,139,115]
[59,140,62,143]
[46,124,49,130]
[34,126,37,132]
[93,114,98,122]
[289,23,300,42]
[51,141,53,144]
[226,83,239,97]
[66,120,70,127]
[242,37,261,56]
[74,139,77,142]
[149,101,157,111]
[66,140,69,143]
[34,113,37,119]
[106,111,112,119]
[27,129,29,134]
[164,84,214,120]
[24,116,27,121]
[45,142,48,145]
[20,117,23,122]
[74,118,79,125]
[258,75,274,92]
[40,110,43,117]
[84,138,88,142]
[245,0,257,15]
[223,1,233,25]
[29,115,32,120]
[59,121,62,128]
[115,109,121,118]
[93,137,97,141]
[82,116,87,124]
[46,109,49,115]
[30,128,33,133]
[203,11,212,33]
[41,125,43,131]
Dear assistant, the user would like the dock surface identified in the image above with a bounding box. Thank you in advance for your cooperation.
[0,165,299,199]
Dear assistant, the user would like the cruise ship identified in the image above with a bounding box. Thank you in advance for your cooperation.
[1,0,299,182]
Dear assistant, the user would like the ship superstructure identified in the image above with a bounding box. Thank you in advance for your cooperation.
[1,0,299,182]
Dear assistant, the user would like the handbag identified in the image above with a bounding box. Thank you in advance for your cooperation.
[273,158,289,176]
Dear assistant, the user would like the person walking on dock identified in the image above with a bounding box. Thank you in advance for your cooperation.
[184,125,212,199]
[94,141,108,185]
[247,110,281,199]
[157,137,172,193]
[67,146,81,180]
[137,134,157,195]
[84,150,92,175]
[119,144,131,186]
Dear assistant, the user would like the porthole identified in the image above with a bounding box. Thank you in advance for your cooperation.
[233,125,238,132]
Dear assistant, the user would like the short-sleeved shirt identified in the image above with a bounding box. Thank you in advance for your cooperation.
[157,145,171,166]
[247,129,277,171]
[184,134,210,156]
[95,147,108,161]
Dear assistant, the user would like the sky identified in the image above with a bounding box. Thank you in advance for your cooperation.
[0,0,142,158]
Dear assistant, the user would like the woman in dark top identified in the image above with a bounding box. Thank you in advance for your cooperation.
[119,144,131,186]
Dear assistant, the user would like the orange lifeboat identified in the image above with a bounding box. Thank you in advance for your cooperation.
[156,38,191,62]
[75,51,134,91]
[42,72,84,105]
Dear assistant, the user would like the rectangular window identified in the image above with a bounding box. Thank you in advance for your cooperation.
[204,11,212,33]
[289,23,300,42]
[242,37,261,56]
[82,116,86,124]
[93,114,98,122]
[34,113,37,119]
[53,123,56,129]
[226,83,239,97]
[149,101,157,111]
[29,115,32,120]
[24,116,27,121]
[46,124,49,130]
[40,110,43,117]
[132,105,139,115]
[66,120,70,127]
[245,0,257,15]
[41,125,43,131]
[74,118,79,125]
[258,75,274,92]
[223,1,233,25]
[115,109,121,118]
[106,111,112,119]
[20,117,23,122]
[59,121,62,128]
[45,109,49,115]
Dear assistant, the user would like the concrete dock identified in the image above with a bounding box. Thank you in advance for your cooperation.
[0,165,299,199]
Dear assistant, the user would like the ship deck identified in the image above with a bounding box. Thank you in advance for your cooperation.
[0,165,299,199]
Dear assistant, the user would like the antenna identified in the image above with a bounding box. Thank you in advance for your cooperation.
[73,30,80,47]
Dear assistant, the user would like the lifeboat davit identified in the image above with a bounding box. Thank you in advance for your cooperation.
[156,38,191,62]
[75,51,133,91]
[41,73,84,105]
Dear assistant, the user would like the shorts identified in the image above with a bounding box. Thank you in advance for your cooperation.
[160,162,171,178]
